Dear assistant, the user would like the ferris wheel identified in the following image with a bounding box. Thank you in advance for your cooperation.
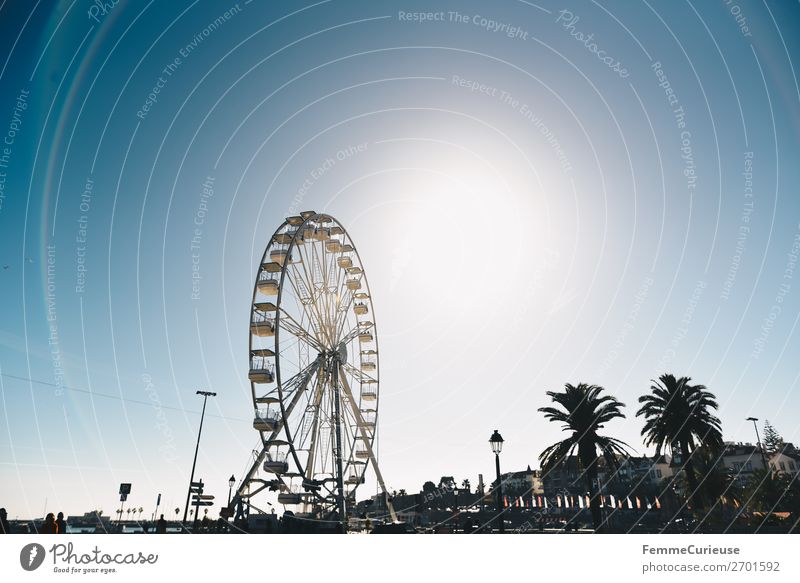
[232,210,396,526]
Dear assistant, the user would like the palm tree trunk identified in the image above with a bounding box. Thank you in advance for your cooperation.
[579,442,602,532]
[682,440,704,511]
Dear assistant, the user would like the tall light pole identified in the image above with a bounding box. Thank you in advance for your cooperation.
[228,475,235,506]
[746,417,769,472]
[183,390,216,523]
[489,430,505,534]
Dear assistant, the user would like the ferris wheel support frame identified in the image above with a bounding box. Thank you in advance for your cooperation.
[338,364,398,523]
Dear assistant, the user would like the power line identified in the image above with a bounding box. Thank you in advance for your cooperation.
[0,371,247,422]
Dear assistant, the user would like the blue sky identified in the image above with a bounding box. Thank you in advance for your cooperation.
[0,0,799,519]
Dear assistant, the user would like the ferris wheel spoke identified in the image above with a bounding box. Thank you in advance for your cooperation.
[284,245,328,329]
[338,325,361,346]
[285,263,330,344]
[280,356,322,399]
[341,362,377,385]
[302,372,327,480]
[278,309,325,353]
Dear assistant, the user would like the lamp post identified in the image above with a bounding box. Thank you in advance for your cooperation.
[228,475,235,506]
[489,430,505,534]
[746,417,769,472]
[183,390,216,524]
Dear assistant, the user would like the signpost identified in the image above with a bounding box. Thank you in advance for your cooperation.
[118,483,132,527]
[153,493,161,522]
[189,480,213,529]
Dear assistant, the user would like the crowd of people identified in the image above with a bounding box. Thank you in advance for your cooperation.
[1,509,69,534]
[0,508,195,534]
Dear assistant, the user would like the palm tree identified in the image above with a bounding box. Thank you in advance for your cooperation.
[679,447,742,529]
[539,382,628,531]
[636,374,723,511]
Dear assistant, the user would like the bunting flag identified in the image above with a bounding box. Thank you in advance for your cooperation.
[503,496,509,508]
[609,494,616,508]
[617,499,623,509]
[585,495,590,508]
[531,496,537,508]
[544,497,549,509]
[646,501,652,510]
[599,495,605,508]
[516,497,521,507]
[564,496,570,509]
[627,497,633,509]
[578,495,584,509]
[654,497,661,510]
[538,495,543,508]
[636,497,642,509]
[556,495,562,508]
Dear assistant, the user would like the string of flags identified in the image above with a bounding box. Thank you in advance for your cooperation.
[502,494,662,511]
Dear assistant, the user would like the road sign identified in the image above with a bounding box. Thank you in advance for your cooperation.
[192,500,214,507]
[190,481,204,488]
[193,494,215,500]
[119,493,127,502]
[119,483,131,495]
[156,493,161,506]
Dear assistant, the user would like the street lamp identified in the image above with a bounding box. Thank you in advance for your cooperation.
[746,417,769,472]
[489,430,505,534]
[228,475,236,506]
[183,390,217,524]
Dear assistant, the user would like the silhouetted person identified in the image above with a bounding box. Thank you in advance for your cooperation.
[41,513,58,534]
[55,512,66,534]
[155,514,167,533]
[0,508,11,534]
